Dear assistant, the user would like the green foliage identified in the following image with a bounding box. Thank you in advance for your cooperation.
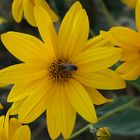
[96,96,140,136]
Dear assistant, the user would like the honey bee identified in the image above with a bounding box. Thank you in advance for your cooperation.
[59,64,78,72]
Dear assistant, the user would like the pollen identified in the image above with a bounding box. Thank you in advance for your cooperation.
[48,59,78,81]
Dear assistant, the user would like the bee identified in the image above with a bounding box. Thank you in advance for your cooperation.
[59,64,78,72]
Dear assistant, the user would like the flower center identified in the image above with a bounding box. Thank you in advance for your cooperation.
[48,59,78,81]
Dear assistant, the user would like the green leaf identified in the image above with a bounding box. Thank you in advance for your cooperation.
[96,96,140,136]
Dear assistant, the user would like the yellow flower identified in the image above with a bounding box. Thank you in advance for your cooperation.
[0,110,31,140]
[0,2,125,139]
[101,0,140,80]
[122,0,137,9]
[97,127,110,140]
[0,103,3,110]
[12,0,58,26]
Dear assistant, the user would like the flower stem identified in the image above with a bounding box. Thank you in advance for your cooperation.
[97,0,118,26]
[69,97,139,139]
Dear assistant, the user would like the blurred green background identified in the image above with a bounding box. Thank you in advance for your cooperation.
[0,0,140,140]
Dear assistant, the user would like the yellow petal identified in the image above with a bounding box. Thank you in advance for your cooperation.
[0,64,47,84]
[10,98,26,115]
[58,1,82,56]
[86,35,103,48]
[1,32,50,64]
[11,126,31,140]
[8,79,46,102]
[0,128,6,140]
[23,0,36,26]
[0,83,8,88]
[61,98,76,139]
[121,49,139,61]
[100,30,117,45]
[74,47,121,72]
[74,69,126,90]
[46,83,61,139]
[58,2,89,59]
[116,61,140,80]
[68,10,89,59]
[9,118,21,139]
[12,0,23,23]
[48,83,76,139]
[108,27,140,50]
[4,110,10,139]
[86,87,112,105]
[18,79,53,123]
[8,83,33,102]
[136,0,140,32]
[47,109,61,139]
[66,79,97,123]
[0,116,6,139]
[86,35,114,50]
[101,30,139,52]
[0,116,5,128]
[34,5,57,57]
[35,0,58,22]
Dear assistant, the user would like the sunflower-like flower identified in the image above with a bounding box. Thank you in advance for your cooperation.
[101,0,140,80]
[0,2,125,139]
[122,0,137,9]
[96,127,110,140]
[0,110,31,140]
[12,0,58,26]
